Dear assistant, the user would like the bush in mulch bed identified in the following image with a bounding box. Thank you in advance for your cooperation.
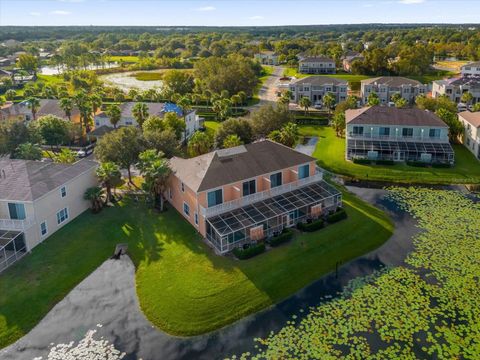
[297,219,325,232]
[327,208,347,223]
[268,228,294,247]
[233,243,265,260]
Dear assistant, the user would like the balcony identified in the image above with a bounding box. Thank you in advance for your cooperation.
[0,218,35,231]
[347,132,448,143]
[200,171,324,218]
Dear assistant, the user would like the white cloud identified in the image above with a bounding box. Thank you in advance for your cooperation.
[51,10,72,15]
[249,15,264,20]
[29,11,41,16]
[398,0,425,4]
[195,6,216,12]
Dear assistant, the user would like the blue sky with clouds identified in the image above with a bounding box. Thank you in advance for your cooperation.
[1,0,479,26]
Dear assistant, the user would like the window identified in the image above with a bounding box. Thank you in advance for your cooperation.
[183,202,190,217]
[270,172,282,188]
[168,188,172,200]
[60,186,67,198]
[429,129,441,138]
[56,208,69,225]
[207,189,223,207]
[402,128,413,137]
[181,182,185,192]
[194,212,198,226]
[242,179,256,196]
[379,127,390,136]
[298,164,310,179]
[40,221,47,236]
[325,87,332,92]
[125,121,133,125]
[8,203,26,220]
[352,126,364,135]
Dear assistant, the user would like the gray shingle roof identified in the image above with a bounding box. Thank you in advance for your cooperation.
[299,57,335,63]
[292,76,347,86]
[346,106,447,127]
[0,158,97,202]
[361,76,423,87]
[0,99,80,120]
[170,140,315,193]
[461,61,480,68]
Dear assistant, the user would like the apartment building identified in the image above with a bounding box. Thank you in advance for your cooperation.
[460,61,480,77]
[458,111,480,159]
[289,76,348,104]
[432,77,480,104]
[254,51,279,66]
[0,99,81,123]
[360,76,427,105]
[298,57,336,74]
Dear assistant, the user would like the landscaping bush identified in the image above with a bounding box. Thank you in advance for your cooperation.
[353,158,372,165]
[327,208,347,224]
[375,159,395,166]
[432,162,451,168]
[406,161,429,167]
[233,243,265,260]
[297,219,324,232]
[294,117,329,126]
[269,228,294,246]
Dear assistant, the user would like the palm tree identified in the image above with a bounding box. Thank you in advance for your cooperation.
[367,92,380,106]
[90,94,102,121]
[83,186,105,213]
[187,131,213,157]
[73,91,91,134]
[223,134,243,148]
[323,92,336,119]
[299,97,312,116]
[26,97,40,121]
[96,162,121,204]
[59,97,73,122]
[191,93,203,106]
[237,91,247,106]
[230,94,241,114]
[132,102,149,129]
[106,104,122,129]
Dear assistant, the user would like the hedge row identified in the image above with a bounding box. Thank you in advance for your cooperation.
[327,208,347,223]
[268,228,294,247]
[297,219,325,232]
[233,243,265,260]
[353,158,394,165]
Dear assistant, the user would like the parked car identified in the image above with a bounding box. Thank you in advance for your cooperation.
[314,102,323,109]
[76,149,87,158]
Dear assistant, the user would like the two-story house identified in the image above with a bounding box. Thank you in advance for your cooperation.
[342,51,364,72]
[432,77,480,104]
[0,158,97,272]
[460,61,480,77]
[254,51,279,66]
[360,77,427,105]
[298,57,336,74]
[345,106,454,164]
[289,76,348,105]
[167,140,342,254]
[94,102,200,141]
[458,111,480,159]
[0,99,82,123]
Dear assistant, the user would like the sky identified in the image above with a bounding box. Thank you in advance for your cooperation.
[1,0,479,27]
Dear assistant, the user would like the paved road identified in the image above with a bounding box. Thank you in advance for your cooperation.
[247,65,284,111]
[0,187,418,360]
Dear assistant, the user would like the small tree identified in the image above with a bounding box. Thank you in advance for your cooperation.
[332,112,346,137]
[323,92,336,119]
[59,97,73,122]
[436,108,463,143]
[268,122,298,148]
[34,115,71,148]
[137,149,172,211]
[472,103,480,112]
[106,104,122,129]
[187,131,213,157]
[367,92,380,106]
[83,186,105,213]
[96,162,121,204]
[299,97,312,115]
[53,148,76,164]
[461,92,473,106]
[12,142,42,160]
[390,93,402,103]
[394,98,408,109]
[5,89,16,101]
[27,97,40,121]
[163,112,186,140]
[223,134,243,148]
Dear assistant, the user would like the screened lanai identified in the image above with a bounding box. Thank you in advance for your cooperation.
[0,230,27,273]
[205,181,342,253]
[347,139,455,164]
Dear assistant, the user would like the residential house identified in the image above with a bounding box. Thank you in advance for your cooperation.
[0,158,97,272]
[345,106,454,164]
[298,57,336,74]
[289,76,348,104]
[458,111,480,159]
[0,99,81,123]
[167,140,342,254]
[254,51,279,66]
[342,51,364,72]
[460,61,480,77]
[432,76,480,104]
[94,102,200,140]
[360,76,427,105]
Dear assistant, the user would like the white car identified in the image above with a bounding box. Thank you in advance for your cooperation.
[314,102,323,109]
[76,150,87,158]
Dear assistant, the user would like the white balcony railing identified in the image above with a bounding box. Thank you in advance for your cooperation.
[347,133,448,143]
[200,171,324,218]
[0,218,35,231]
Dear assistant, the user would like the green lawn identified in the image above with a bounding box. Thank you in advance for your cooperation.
[0,190,392,347]
[204,120,220,137]
[299,125,480,184]
[132,72,164,81]
[106,55,140,63]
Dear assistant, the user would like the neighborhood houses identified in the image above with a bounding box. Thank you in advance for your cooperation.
[289,76,348,105]
[360,76,427,105]
[298,56,336,74]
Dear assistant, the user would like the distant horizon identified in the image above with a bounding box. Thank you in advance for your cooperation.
[1,1,480,27]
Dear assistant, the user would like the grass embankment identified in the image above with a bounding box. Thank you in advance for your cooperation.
[0,190,392,346]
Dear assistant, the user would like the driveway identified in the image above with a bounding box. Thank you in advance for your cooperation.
[247,65,284,111]
[0,187,418,360]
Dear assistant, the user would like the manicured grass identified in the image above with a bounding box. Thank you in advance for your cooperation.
[105,55,140,63]
[204,120,220,137]
[433,60,467,72]
[132,72,164,81]
[299,125,480,184]
[0,190,392,346]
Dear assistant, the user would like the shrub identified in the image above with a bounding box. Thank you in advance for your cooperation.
[406,161,429,167]
[269,228,294,246]
[233,243,265,259]
[375,159,395,165]
[297,219,325,232]
[353,158,372,165]
[327,208,347,224]
[432,162,451,168]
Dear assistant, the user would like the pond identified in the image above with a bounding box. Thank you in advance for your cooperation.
[99,70,164,92]
[39,62,118,75]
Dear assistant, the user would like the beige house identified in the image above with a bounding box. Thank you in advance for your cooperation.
[289,76,348,105]
[167,140,342,254]
[458,111,480,159]
[460,61,480,77]
[0,158,98,272]
[254,51,279,65]
[360,77,427,105]
[0,99,82,124]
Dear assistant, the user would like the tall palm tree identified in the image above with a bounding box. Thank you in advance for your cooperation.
[90,94,102,121]
[59,97,73,122]
[83,186,105,213]
[96,162,121,204]
[299,97,312,116]
[106,104,122,129]
[230,94,241,114]
[26,97,40,121]
[132,102,149,129]
[323,92,336,120]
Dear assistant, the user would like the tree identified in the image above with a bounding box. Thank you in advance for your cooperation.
[163,112,186,140]
[187,131,213,157]
[142,115,165,133]
[73,91,92,134]
[299,97,312,115]
[59,97,74,122]
[17,54,39,76]
[143,128,179,158]
[394,98,408,108]
[223,134,243,148]
[83,186,105,213]
[416,94,456,113]
[267,122,299,148]
[106,104,122,129]
[461,92,473,106]
[323,92,336,118]
[215,117,253,147]
[94,126,143,184]
[132,102,149,129]
[390,93,402,103]
[162,69,194,95]
[52,148,76,164]
[34,115,71,147]
[90,94,102,120]
[472,103,480,112]
[26,97,40,121]
[137,149,172,211]
[251,104,294,138]
[12,142,42,160]
[212,99,231,121]
[278,90,292,107]
[230,94,241,113]
[96,162,121,204]
[435,108,463,143]
[367,92,380,106]
[332,111,346,137]
[5,89,16,101]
